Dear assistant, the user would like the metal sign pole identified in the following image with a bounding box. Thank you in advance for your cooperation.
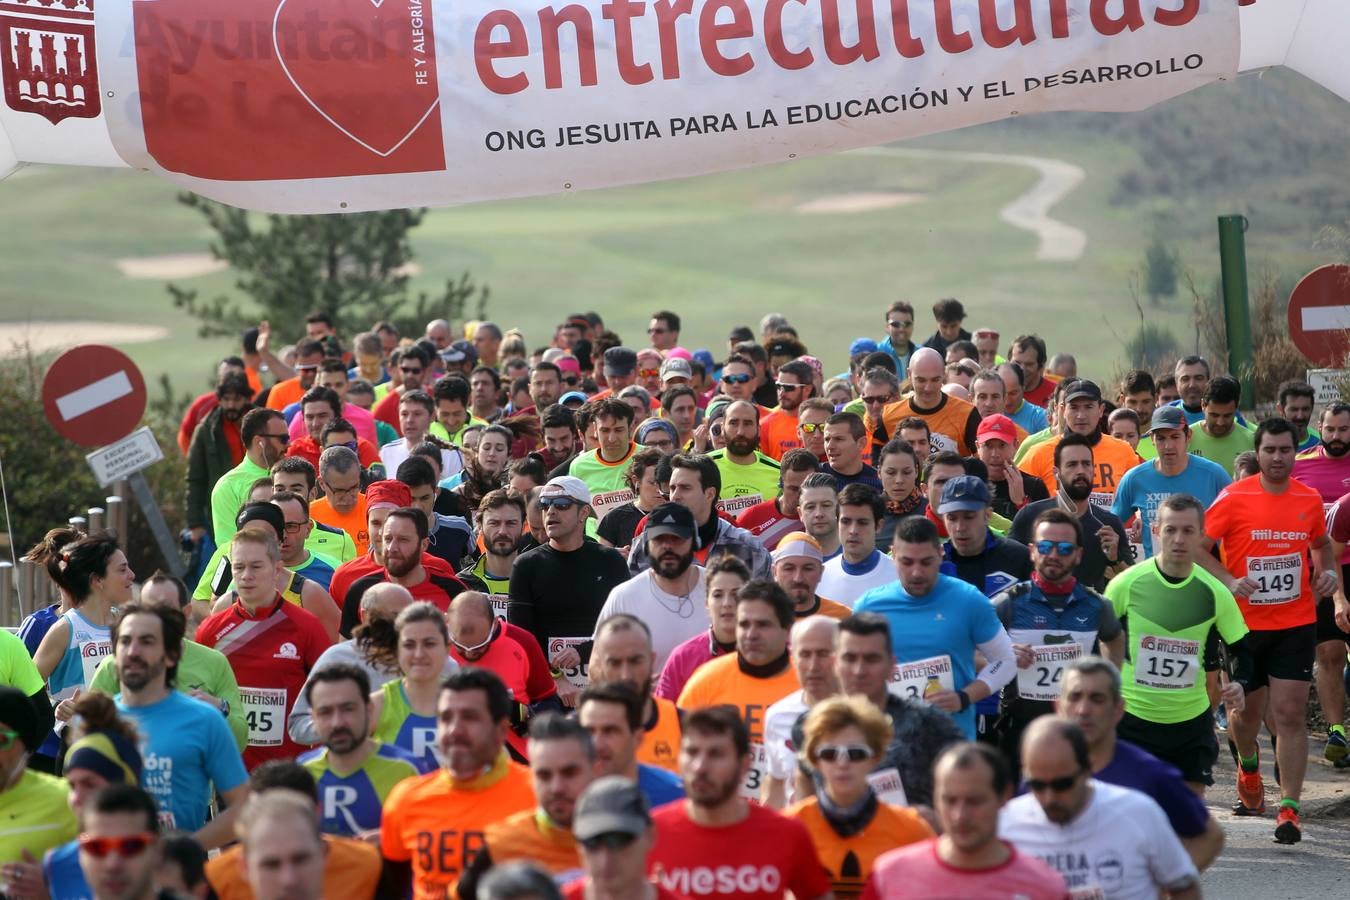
[126,471,185,577]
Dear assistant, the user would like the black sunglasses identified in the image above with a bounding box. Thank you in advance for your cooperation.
[1026,771,1083,793]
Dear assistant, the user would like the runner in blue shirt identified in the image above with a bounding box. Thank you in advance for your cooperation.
[854,515,1016,739]
[1111,408,1230,557]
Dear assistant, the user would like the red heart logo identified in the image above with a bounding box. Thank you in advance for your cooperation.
[273,0,440,157]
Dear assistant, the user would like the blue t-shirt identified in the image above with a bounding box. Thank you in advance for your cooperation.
[1008,401,1048,435]
[855,574,1003,739]
[638,763,686,809]
[17,604,60,656]
[299,741,431,837]
[1097,739,1209,838]
[116,691,248,832]
[43,840,86,900]
[293,551,336,592]
[1111,457,1230,556]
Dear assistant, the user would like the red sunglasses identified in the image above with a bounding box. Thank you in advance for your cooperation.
[79,833,155,858]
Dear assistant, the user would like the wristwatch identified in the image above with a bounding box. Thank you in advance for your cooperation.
[218,698,230,717]
[956,689,971,712]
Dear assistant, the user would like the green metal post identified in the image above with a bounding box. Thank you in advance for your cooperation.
[1218,215,1254,409]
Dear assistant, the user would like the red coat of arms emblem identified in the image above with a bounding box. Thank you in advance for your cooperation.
[1,0,100,124]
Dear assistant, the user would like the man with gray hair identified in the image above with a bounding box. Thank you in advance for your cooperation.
[1056,656,1226,871]
[762,615,839,809]
[425,318,452,352]
[287,582,456,744]
[312,445,369,554]
[999,718,1200,899]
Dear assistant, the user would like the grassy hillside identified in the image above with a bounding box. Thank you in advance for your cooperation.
[1,69,1345,397]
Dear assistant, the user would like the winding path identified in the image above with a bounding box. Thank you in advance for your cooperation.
[855,146,1088,262]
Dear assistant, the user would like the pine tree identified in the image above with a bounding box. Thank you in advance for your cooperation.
[167,194,487,338]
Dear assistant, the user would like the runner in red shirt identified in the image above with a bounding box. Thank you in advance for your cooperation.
[648,706,831,900]
[338,508,467,637]
[562,776,683,900]
[195,528,332,770]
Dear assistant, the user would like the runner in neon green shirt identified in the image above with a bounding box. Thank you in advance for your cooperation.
[569,399,639,523]
[209,409,289,543]
[709,400,782,517]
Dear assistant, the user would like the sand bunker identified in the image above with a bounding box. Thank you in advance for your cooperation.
[116,253,227,280]
[795,192,925,214]
[0,321,169,355]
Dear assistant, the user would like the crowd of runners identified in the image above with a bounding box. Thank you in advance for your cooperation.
[1,297,1348,900]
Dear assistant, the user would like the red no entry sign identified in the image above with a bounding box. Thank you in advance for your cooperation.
[1288,264,1350,368]
[41,345,147,448]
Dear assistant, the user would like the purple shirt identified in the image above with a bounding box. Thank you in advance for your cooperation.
[1096,739,1209,838]
[655,631,727,702]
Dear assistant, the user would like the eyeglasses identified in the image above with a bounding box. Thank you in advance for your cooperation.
[647,327,667,334]
[638,368,661,378]
[264,432,290,444]
[326,483,361,498]
[332,440,359,452]
[816,744,874,763]
[538,497,580,511]
[1034,540,1077,556]
[79,833,155,858]
[887,320,913,329]
[722,373,752,385]
[283,520,309,534]
[580,831,639,852]
[0,728,18,751]
[775,382,804,392]
[799,423,825,433]
[862,394,894,405]
[1026,772,1083,793]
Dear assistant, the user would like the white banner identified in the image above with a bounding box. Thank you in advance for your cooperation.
[0,0,1247,212]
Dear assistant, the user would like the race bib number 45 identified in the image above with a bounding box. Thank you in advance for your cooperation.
[1246,554,1302,605]
[1134,634,1200,690]
[240,686,287,746]
[890,655,954,704]
[1016,643,1082,702]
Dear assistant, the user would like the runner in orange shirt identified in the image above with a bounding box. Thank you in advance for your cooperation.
[311,446,370,555]
[381,668,536,899]
[1199,417,1337,844]
[760,361,816,461]
[1018,380,1140,507]
[678,580,800,800]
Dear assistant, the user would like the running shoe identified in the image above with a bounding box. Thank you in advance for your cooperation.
[1234,761,1265,816]
[1274,806,1302,844]
[1325,726,1349,763]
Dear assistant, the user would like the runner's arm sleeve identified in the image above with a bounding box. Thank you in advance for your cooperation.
[1095,602,1123,642]
[963,408,981,457]
[505,559,540,651]
[1224,635,1255,693]
[973,629,1017,693]
[28,685,54,743]
[204,715,249,794]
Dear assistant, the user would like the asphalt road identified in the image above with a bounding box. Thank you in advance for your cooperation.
[1202,734,1350,897]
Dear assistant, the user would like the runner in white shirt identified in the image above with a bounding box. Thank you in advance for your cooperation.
[999,717,1200,900]
[762,616,839,809]
[593,502,708,671]
[817,483,893,608]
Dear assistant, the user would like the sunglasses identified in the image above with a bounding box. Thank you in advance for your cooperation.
[581,831,639,852]
[816,744,873,763]
[264,432,290,444]
[1026,772,1082,793]
[799,423,825,433]
[775,382,804,391]
[887,320,912,329]
[400,366,423,375]
[862,394,894,405]
[79,833,155,858]
[0,728,18,752]
[1034,540,1077,556]
[452,622,497,656]
[539,497,580,511]
[722,373,752,384]
[638,368,661,378]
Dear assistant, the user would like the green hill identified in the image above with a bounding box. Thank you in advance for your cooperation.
[1,68,1346,395]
